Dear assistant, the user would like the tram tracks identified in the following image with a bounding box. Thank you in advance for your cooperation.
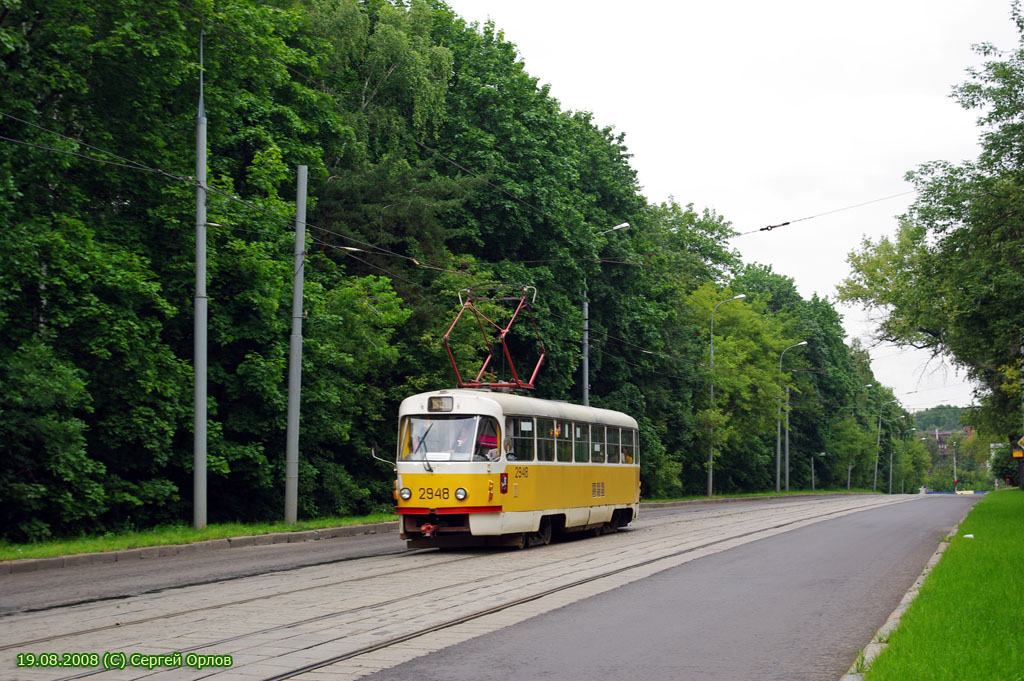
[1,495,917,681]
[260,498,914,681]
[0,550,486,651]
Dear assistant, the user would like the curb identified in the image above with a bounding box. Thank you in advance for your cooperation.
[838,520,963,680]
[0,494,867,575]
[0,521,399,575]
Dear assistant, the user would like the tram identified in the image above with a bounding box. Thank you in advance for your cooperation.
[394,388,640,548]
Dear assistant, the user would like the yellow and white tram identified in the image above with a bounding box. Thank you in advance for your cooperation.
[394,388,640,548]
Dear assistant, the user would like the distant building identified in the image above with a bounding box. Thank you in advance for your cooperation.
[925,427,972,453]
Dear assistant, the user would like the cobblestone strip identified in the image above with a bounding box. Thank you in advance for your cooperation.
[0,496,915,681]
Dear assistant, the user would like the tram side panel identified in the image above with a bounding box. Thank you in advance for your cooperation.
[396,461,639,538]
[500,462,639,531]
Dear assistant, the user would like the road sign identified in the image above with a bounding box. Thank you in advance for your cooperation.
[1013,449,1024,459]
[1017,435,1024,449]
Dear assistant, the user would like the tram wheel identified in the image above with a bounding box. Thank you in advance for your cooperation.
[528,517,552,547]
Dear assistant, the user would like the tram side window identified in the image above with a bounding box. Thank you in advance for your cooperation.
[556,420,572,462]
[475,417,500,461]
[591,425,605,463]
[574,423,589,462]
[622,429,637,464]
[510,418,535,461]
[536,418,555,461]
[602,428,618,464]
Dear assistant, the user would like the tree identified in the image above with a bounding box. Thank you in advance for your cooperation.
[840,5,1024,446]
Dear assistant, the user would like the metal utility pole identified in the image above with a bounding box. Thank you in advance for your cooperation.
[785,386,791,492]
[952,443,958,492]
[581,223,627,407]
[284,166,308,524]
[193,28,208,531]
[708,294,744,497]
[873,408,882,492]
[582,278,589,407]
[776,341,806,493]
[888,439,894,494]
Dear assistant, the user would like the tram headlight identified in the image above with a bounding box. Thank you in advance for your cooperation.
[399,487,412,500]
[455,487,468,501]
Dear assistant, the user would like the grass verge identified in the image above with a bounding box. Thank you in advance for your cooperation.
[0,513,398,562]
[864,489,1024,681]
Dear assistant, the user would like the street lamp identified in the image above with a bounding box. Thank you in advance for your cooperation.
[708,293,746,497]
[874,397,896,492]
[842,384,873,490]
[812,452,825,491]
[952,441,958,492]
[582,223,629,406]
[893,426,915,495]
[776,341,807,493]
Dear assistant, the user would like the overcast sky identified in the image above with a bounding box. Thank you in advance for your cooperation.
[443,0,1021,412]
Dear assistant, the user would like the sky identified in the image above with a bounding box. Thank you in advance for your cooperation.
[443,0,1021,412]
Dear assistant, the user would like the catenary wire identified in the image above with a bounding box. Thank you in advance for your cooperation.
[733,191,917,237]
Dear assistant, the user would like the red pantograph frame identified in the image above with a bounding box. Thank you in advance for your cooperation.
[442,284,547,390]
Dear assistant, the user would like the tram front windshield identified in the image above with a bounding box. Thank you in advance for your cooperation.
[399,415,498,462]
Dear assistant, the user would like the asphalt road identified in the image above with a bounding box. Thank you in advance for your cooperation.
[360,495,978,681]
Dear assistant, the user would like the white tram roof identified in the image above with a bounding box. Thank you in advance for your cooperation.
[399,389,638,430]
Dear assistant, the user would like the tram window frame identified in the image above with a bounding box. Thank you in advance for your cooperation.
[555,420,572,462]
[591,425,606,463]
[474,417,500,461]
[536,418,555,461]
[573,422,589,462]
[622,428,637,464]
[510,417,536,462]
[607,427,620,464]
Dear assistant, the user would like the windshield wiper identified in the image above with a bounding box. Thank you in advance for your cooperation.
[417,423,433,472]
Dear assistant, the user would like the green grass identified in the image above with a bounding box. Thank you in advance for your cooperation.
[864,489,1024,681]
[0,513,398,562]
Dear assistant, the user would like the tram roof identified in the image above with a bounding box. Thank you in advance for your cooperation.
[400,389,638,429]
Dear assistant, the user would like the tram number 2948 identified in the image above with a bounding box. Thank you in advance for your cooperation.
[418,487,450,500]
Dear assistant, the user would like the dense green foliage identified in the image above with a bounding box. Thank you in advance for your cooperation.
[0,0,916,541]
[913,405,965,432]
[841,4,1024,467]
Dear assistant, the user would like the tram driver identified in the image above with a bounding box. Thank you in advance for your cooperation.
[450,422,474,460]
[474,417,501,462]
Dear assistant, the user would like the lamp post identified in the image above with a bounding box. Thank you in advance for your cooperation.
[811,452,827,491]
[844,383,873,490]
[952,441,958,492]
[776,341,807,493]
[873,398,896,492]
[708,293,746,497]
[582,222,628,407]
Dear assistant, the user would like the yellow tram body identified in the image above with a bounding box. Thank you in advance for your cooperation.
[394,389,640,548]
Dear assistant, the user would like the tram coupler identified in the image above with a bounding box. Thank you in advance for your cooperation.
[420,523,438,537]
